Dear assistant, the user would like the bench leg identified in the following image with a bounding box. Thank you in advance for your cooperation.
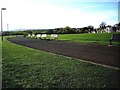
[110,40,112,45]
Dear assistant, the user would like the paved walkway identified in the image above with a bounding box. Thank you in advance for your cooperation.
[8,36,120,68]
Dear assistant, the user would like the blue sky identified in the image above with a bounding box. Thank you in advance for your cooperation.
[0,0,119,31]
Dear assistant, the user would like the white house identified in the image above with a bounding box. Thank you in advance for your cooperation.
[104,26,117,33]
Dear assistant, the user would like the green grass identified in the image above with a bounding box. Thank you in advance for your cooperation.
[27,33,120,45]
[0,37,2,89]
[58,33,120,45]
[2,37,120,88]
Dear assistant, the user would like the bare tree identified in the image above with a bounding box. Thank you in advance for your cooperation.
[100,22,106,29]
[99,22,107,33]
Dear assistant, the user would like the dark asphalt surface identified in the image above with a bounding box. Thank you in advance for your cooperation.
[8,36,120,68]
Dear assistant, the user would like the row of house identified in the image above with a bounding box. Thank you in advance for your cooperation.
[89,26,119,34]
[101,26,117,33]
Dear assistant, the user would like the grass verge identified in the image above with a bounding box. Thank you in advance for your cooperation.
[58,33,120,45]
[2,37,120,88]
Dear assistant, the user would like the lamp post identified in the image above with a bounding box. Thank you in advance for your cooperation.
[7,23,9,37]
[1,8,7,41]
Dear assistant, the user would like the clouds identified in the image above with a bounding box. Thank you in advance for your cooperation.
[0,0,118,31]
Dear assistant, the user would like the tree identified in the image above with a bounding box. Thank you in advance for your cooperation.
[100,22,106,30]
[82,27,88,33]
[55,27,64,34]
[64,26,75,34]
[118,22,120,30]
[48,29,54,34]
[55,26,76,34]
[26,30,32,35]
[87,25,94,33]
[114,22,120,31]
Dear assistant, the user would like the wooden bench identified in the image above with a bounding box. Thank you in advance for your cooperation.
[32,34,35,37]
[50,34,58,40]
[28,34,31,37]
[109,34,120,45]
[36,34,41,39]
[41,34,47,39]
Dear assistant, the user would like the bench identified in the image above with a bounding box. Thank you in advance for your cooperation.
[50,34,58,40]
[28,34,31,37]
[32,34,35,37]
[41,34,47,39]
[109,34,120,45]
[31,34,37,38]
[36,34,41,39]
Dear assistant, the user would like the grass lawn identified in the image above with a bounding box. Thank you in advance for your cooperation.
[2,37,120,88]
[58,33,120,45]
[0,38,2,89]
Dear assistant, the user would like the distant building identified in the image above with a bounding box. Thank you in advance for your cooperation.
[103,25,117,33]
[91,31,96,33]
[105,25,112,33]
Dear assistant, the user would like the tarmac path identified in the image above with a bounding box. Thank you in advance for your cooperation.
[8,36,120,68]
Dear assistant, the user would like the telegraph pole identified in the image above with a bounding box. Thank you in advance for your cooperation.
[7,23,9,37]
[1,8,7,41]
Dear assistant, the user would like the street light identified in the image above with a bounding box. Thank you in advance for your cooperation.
[7,23,9,37]
[1,8,7,41]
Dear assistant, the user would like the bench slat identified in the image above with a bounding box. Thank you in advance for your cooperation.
[111,34,120,40]
[110,34,120,45]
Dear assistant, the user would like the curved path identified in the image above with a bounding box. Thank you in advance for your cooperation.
[8,36,120,68]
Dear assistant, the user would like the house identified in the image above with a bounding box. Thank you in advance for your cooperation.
[105,25,112,33]
[104,25,117,33]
